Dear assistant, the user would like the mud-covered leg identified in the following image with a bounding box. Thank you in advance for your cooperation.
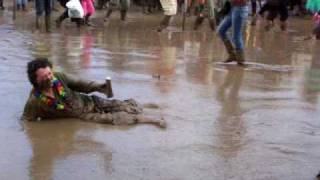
[111,112,166,128]
[80,113,114,124]
[94,96,143,114]
[136,115,166,128]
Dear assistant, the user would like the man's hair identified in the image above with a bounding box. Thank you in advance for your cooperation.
[27,58,53,88]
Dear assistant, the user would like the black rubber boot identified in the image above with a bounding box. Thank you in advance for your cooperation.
[55,10,68,28]
[85,14,94,26]
[193,16,204,30]
[208,18,216,31]
[222,39,236,63]
[235,50,245,66]
[157,15,171,32]
[45,15,51,32]
[0,0,4,10]
[36,16,40,29]
[104,9,113,21]
[120,10,127,21]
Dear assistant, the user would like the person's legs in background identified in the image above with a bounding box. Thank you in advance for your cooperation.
[217,12,235,63]
[279,1,289,31]
[251,0,257,25]
[35,0,44,29]
[231,6,248,65]
[0,0,4,10]
[44,0,52,32]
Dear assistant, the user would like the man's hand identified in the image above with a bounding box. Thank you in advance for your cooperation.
[99,83,113,98]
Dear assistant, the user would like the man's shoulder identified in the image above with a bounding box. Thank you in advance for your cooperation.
[24,91,38,107]
[53,71,65,78]
[54,71,68,82]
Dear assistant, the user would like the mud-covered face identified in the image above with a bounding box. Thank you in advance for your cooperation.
[35,67,54,91]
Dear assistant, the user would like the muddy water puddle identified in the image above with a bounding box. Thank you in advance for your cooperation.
[0,9,320,179]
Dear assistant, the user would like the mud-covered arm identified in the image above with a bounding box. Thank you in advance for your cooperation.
[21,98,40,121]
[56,72,105,94]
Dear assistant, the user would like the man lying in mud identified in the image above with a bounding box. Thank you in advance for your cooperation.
[22,58,166,128]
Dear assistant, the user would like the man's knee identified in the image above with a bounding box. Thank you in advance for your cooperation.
[112,112,137,125]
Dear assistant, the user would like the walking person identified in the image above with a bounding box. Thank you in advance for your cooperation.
[193,0,216,31]
[55,0,83,28]
[82,0,95,26]
[258,0,289,31]
[306,0,320,39]
[217,0,249,66]
[104,0,130,22]
[157,0,177,31]
[35,0,53,32]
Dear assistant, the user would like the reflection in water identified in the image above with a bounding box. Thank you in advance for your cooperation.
[1,12,320,179]
[24,121,112,180]
[81,33,94,68]
[302,43,320,106]
[32,35,52,60]
[215,67,246,179]
[152,34,177,93]
[216,67,246,157]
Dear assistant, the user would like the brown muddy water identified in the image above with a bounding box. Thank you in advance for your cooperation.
[1,5,320,180]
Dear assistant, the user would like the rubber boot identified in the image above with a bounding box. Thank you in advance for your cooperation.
[36,16,40,29]
[280,21,287,31]
[120,10,127,21]
[104,9,113,21]
[208,18,216,31]
[222,39,236,63]
[45,15,51,33]
[22,4,26,11]
[84,14,89,25]
[235,50,245,66]
[157,15,171,32]
[193,16,204,30]
[55,11,68,28]
[0,0,4,10]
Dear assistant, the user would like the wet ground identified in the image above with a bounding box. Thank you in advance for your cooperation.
[1,4,320,180]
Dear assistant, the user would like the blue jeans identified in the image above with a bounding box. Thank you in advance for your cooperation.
[217,6,248,51]
[16,0,27,6]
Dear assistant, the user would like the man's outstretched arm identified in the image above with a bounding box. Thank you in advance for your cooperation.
[56,72,105,94]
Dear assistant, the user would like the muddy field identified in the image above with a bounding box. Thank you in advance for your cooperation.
[0,4,320,180]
